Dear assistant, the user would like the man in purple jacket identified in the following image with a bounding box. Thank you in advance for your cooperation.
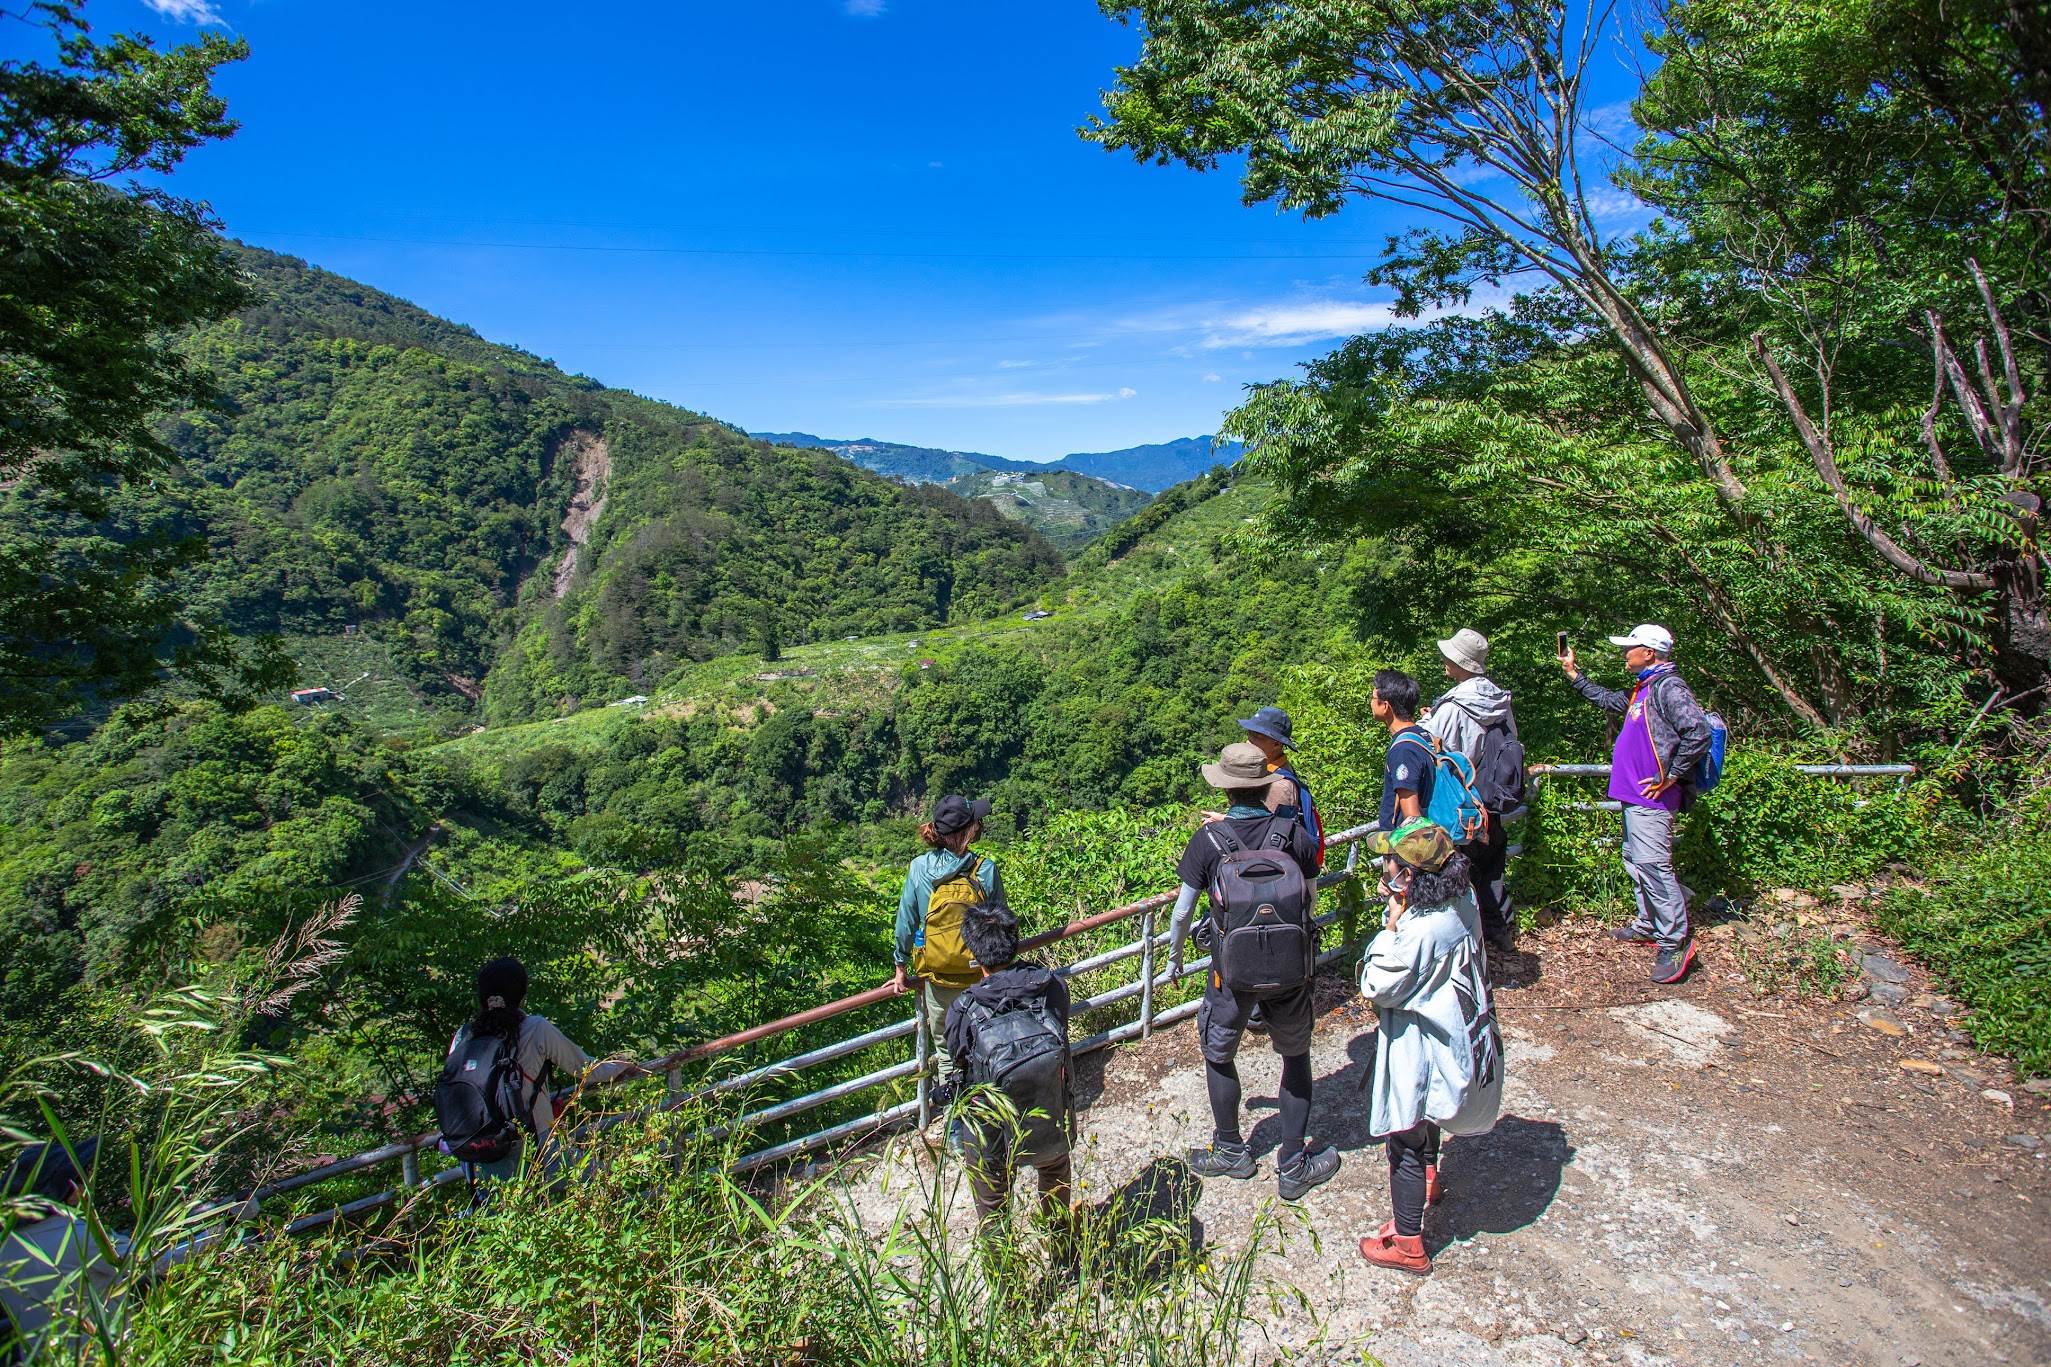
[1560,624,1714,985]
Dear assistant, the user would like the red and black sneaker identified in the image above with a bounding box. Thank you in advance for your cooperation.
[1651,939,1698,985]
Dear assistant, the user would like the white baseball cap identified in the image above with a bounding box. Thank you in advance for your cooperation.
[1608,623,1675,653]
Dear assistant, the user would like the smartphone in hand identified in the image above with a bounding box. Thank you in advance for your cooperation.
[1556,630,1569,655]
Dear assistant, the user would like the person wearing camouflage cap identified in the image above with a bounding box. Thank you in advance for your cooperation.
[1354,820,1503,1277]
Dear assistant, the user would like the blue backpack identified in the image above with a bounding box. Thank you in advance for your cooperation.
[1694,712,1729,793]
[1643,675,1729,794]
[1393,732,1488,844]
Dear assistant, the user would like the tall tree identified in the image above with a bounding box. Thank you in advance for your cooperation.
[1087,0,2046,721]
[0,1,278,730]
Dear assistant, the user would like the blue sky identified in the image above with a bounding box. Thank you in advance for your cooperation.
[16,1,1646,461]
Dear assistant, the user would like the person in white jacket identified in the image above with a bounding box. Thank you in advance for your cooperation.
[1421,627,1520,952]
[1354,821,1505,1276]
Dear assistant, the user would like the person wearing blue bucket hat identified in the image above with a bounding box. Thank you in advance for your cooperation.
[1225,705,1324,863]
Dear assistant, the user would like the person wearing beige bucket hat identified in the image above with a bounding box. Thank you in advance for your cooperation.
[1421,628,1522,952]
[1166,742,1341,1202]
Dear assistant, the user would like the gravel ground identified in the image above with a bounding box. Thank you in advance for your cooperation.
[829,921,2051,1366]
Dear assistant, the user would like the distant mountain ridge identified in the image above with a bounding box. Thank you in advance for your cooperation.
[752,432,1245,495]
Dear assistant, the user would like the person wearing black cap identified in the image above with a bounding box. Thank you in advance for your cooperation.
[891,794,1005,1141]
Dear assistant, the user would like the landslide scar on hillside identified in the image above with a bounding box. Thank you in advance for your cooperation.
[552,431,611,600]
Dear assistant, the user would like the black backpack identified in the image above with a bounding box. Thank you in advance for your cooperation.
[1205,819,1315,994]
[1472,721,1527,819]
[962,990,1071,1158]
[434,1026,530,1163]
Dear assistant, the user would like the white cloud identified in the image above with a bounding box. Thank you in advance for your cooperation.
[144,0,222,21]
[1584,186,1653,223]
[1195,289,1508,349]
[1201,372,1223,383]
[996,359,1034,369]
[844,0,886,15]
[869,387,1137,410]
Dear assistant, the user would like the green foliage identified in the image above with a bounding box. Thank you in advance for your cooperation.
[122,1111,1284,1365]
[1515,754,1933,922]
[0,3,288,730]
[1879,796,2051,1077]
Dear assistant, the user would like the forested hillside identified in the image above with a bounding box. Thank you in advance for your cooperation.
[144,248,1065,723]
[749,432,1154,549]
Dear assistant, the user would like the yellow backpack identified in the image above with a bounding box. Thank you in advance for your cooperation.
[912,855,986,987]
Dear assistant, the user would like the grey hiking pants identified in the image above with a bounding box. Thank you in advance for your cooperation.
[1621,804,1690,949]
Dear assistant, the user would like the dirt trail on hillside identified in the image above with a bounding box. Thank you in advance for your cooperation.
[552,432,610,600]
[835,926,2051,1366]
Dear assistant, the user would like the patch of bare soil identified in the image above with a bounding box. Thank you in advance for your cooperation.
[552,431,611,600]
[833,924,2051,1366]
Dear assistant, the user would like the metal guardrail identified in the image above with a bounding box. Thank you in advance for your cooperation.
[204,759,1918,1240]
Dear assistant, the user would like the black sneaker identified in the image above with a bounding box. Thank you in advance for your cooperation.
[1277,1145,1341,1201]
[1185,1140,1255,1180]
[1651,939,1698,984]
[1610,924,1658,945]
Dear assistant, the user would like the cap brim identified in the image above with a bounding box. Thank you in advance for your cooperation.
[1607,634,1640,647]
[968,797,992,823]
[1363,829,1398,857]
[1237,720,1294,750]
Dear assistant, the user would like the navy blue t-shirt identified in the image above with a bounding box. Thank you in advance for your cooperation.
[1379,725,1437,830]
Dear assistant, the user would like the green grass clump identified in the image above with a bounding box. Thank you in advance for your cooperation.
[127,1114,1288,1366]
[1877,798,2051,1077]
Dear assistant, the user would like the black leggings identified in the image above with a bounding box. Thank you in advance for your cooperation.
[1205,1053,1313,1160]
[1386,1120,1443,1236]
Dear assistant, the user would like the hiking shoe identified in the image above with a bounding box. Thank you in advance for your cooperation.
[1277,1145,1341,1201]
[1185,1140,1255,1180]
[1610,924,1657,945]
[920,1081,960,1150]
[1651,939,1698,984]
[1359,1229,1432,1275]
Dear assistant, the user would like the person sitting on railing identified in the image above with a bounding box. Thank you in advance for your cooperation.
[440,956,646,1187]
[943,899,1074,1245]
[889,795,1005,1151]
[1168,742,1341,1203]
[1355,821,1503,1278]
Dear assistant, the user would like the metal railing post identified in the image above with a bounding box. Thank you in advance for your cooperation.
[913,988,931,1131]
[400,1150,419,1194]
[1138,907,1156,1038]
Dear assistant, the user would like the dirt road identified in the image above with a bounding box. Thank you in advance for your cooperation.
[840,923,2051,1366]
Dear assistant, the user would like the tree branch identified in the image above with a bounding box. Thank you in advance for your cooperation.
[1752,333,1995,591]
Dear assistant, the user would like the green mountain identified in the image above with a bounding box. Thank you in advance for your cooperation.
[754,430,1242,497]
[1055,435,1243,493]
[154,248,1065,724]
[749,431,1145,549]
[945,466,1152,552]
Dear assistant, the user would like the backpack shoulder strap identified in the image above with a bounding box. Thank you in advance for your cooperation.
[1262,817,1289,850]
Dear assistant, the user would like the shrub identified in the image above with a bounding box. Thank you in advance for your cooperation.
[1878,798,2051,1078]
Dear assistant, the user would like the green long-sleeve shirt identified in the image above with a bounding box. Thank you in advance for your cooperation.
[894,848,1004,966]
